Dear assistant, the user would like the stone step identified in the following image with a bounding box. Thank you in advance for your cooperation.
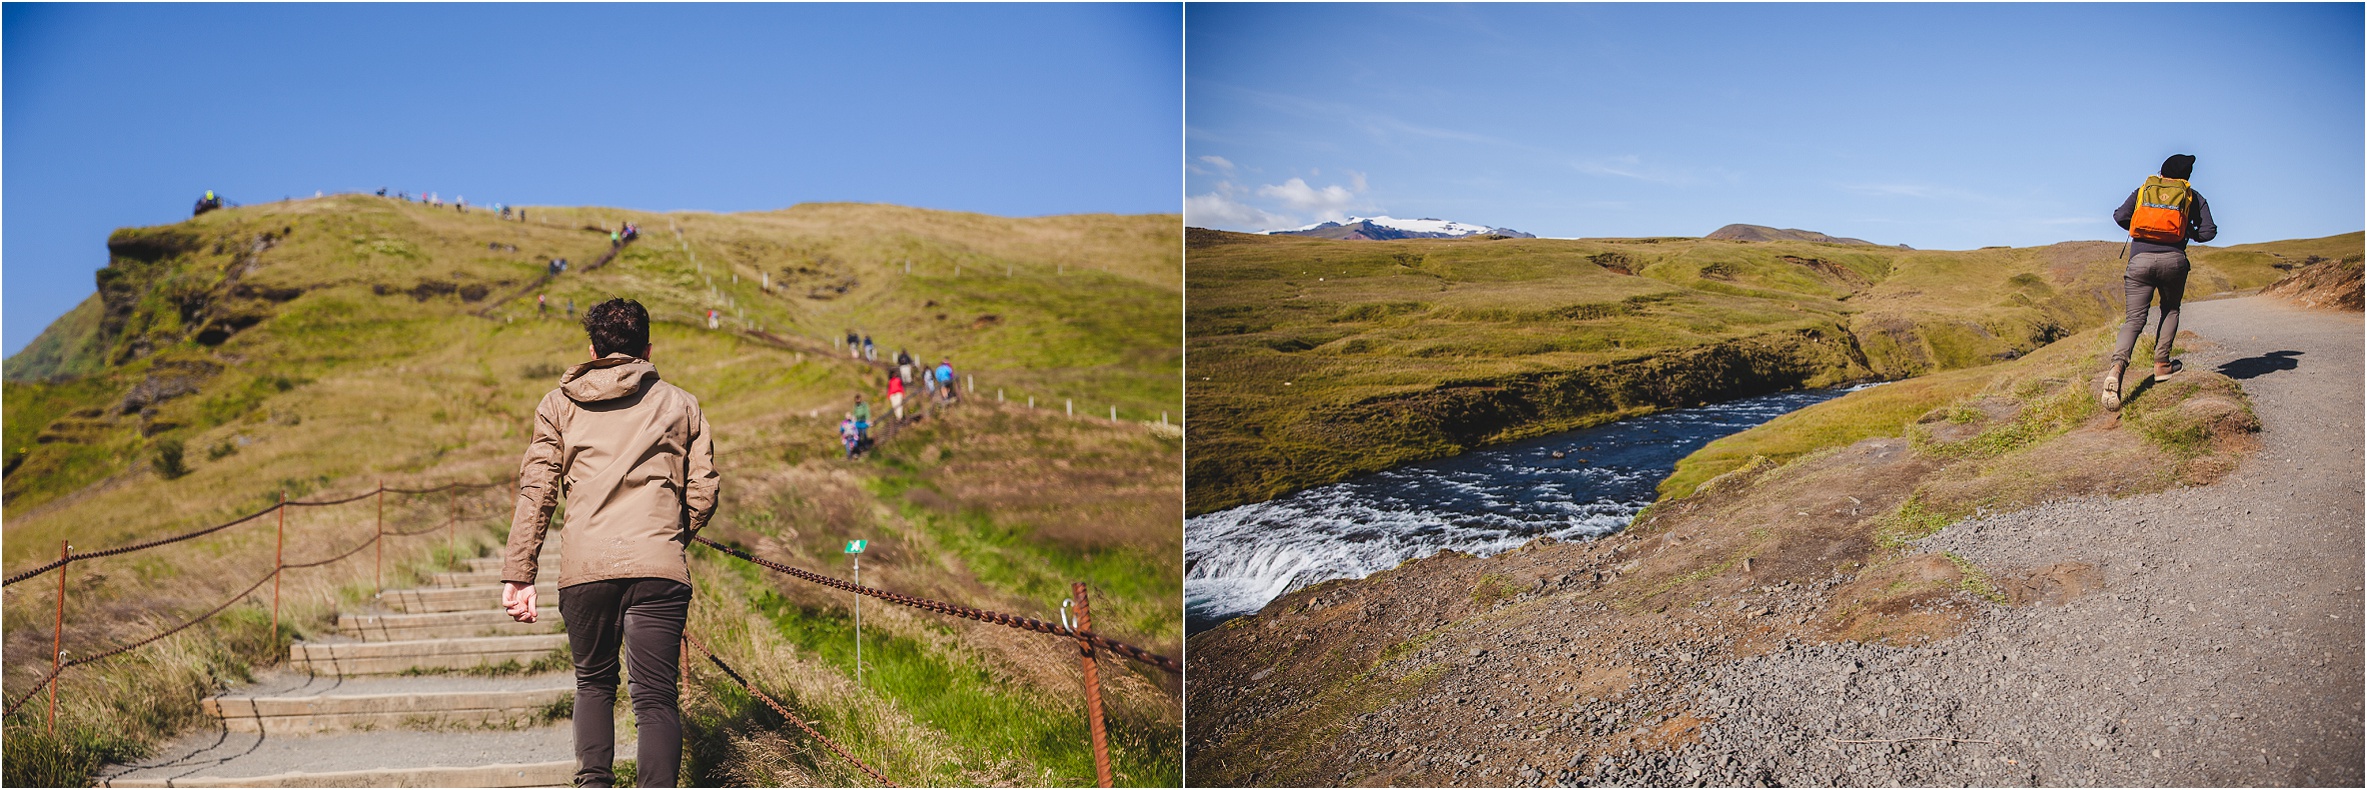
[337,610,565,642]
[204,674,573,735]
[97,725,595,787]
[465,553,559,574]
[103,760,576,788]
[289,634,569,676]
[387,583,553,614]
[429,569,506,587]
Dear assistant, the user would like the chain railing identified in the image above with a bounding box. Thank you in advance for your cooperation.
[1,480,505,731]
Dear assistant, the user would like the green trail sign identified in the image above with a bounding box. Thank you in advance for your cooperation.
[844,539,866,554]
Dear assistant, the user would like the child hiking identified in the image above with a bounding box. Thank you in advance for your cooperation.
[2103,153,2218,411]
[501,298,718,788]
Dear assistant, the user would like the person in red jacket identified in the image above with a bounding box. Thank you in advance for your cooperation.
[886,372,906,421]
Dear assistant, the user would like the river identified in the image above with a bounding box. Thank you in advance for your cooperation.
[1183,385,1873,634]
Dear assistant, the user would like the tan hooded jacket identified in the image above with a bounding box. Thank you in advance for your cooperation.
[503,353,718,588]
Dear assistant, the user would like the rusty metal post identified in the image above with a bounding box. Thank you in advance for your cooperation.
[375,481,385,596]
[50,540,68,734]
[1071,582,1113,788]
[273,491,285,639]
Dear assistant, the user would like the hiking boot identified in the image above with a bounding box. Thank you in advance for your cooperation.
[2153,358,2183,382]
[2100,363,2125,412]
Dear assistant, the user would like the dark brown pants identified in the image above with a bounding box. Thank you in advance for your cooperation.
[559,577,691,788]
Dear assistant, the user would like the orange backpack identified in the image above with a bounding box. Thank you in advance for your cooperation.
[2129,175,2193,243]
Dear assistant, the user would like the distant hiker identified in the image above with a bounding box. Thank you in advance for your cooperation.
[567,298,576,318]
[861,335,875,361]
[520,208,528,222]
[846,330,862,359]
[2102,153,2218,411]
[707,309,719,330]
[539,293,548,317]
[502,297,716,789]
[501,204,512,219]
[611,230,621,245]
[193,190,223,216]
[896,349,914,383]
[887,372,906,421]
[853,395,872,442]
[840,412,861,458]
[376,187,387,197]
[935,358,956,401]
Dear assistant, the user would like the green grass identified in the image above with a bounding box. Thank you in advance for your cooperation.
[1187,227,2347,514]
[2,195,1180,786]
[747,586,1172,786]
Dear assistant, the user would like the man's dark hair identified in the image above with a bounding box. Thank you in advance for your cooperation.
[583,298,650,357]
[2160,154,2196,180]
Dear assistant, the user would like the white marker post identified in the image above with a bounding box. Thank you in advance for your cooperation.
[846,539,867,686]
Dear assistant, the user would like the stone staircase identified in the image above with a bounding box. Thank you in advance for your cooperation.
[100,539,612,788]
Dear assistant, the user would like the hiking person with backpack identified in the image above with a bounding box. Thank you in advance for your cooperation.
[501,298,716,787]
[886,372,906,422]
[2102,153,2218,410]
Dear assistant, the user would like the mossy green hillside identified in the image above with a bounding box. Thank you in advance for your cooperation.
[1186,228,2345,514]
[3,195,1180,786]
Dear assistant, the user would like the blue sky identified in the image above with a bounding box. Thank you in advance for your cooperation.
[4,2,1180,356]
[1187,3,2362,249]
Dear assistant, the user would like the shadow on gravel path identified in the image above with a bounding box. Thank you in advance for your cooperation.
[2217,349,2303,381]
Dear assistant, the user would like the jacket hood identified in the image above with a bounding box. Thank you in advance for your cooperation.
[560,354,659,403]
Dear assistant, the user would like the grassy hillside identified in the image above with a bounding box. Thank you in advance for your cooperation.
[1183,228,2350,514]
[1186,318,2268,785]
[1,195,1182,785]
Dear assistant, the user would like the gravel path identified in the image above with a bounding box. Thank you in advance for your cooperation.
[1605,295,2363,786]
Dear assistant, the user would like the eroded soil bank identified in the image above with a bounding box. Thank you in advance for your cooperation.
[1186,295,2362,786]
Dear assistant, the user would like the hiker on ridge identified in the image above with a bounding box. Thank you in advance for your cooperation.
[886,372,906,422]
[846,330,862,359]
[896,348,915,384]
[862,334,876,362]
[2102,153,2218,410]
[502,298,717,788]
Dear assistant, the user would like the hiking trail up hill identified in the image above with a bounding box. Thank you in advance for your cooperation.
[99,540,585,787]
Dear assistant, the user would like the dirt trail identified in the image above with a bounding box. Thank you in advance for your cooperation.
[1621,294,2363,785]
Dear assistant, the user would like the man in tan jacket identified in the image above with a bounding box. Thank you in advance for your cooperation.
[502,297,717,788]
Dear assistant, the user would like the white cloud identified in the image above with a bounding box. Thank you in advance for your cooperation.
[1256,175,1371,222]
[1186,188,1293,231]
[1573,156,1698,186]
[1192,155,1237,177]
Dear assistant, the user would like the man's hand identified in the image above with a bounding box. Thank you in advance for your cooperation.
[502,581,539,623]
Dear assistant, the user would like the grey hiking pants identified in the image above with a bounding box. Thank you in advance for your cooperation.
[560,577,692,788]
[2111,250,2190,367]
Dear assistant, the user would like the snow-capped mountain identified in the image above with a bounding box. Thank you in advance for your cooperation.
[1264,216,1536,240]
